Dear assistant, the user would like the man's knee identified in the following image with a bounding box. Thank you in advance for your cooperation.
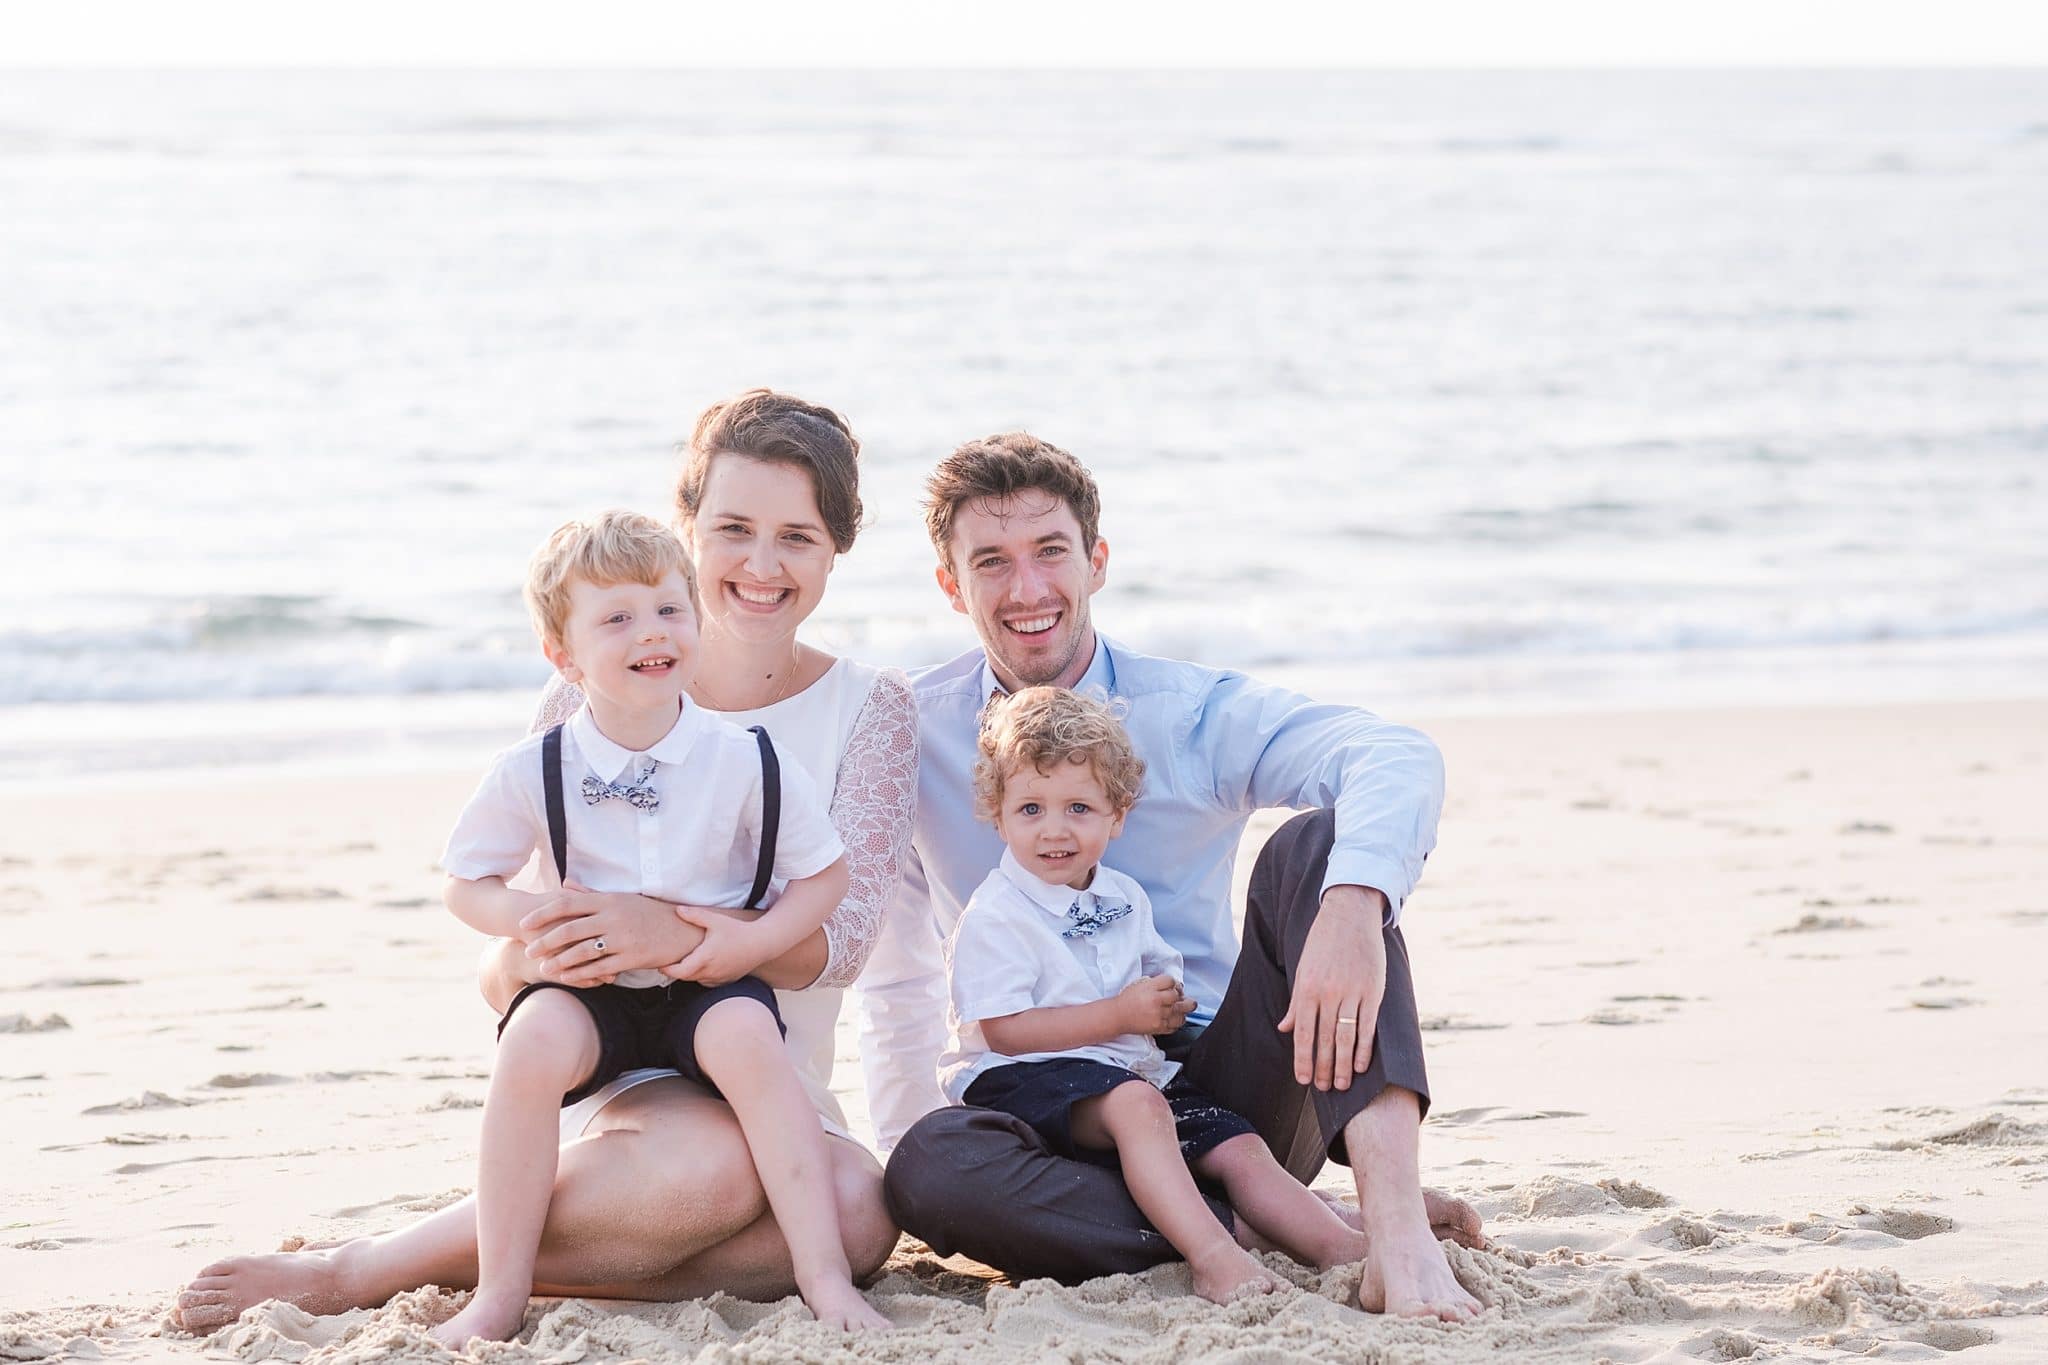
[883,1105,1039,1234]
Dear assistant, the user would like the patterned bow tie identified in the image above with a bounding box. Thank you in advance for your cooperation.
[1062,897,1132,939]
[582,760,659,812]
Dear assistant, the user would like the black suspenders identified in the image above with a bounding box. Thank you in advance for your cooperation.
[743,725,780,910]
[539,721,781,906]
[541,723,570,884]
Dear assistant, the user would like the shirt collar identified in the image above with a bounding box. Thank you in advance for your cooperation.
[567,698,703,782]
[975,633,1118,705]
[996,847,1133,920]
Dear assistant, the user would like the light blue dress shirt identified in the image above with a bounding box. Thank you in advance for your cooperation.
[855,633,1445,1152]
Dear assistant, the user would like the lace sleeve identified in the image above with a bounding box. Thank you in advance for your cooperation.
[814,668,919,989]
[530,674,583,735]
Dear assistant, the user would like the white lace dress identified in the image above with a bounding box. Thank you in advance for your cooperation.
[529,657,918,1147]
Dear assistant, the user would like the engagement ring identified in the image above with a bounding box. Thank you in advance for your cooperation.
[593,939,607,953]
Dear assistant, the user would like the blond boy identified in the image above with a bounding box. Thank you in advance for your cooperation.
[436,510,886,1342]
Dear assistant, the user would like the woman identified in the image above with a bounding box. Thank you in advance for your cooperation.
[172,390,916,1331]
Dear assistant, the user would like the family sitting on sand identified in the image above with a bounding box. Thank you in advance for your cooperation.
[171,389,1486,1342]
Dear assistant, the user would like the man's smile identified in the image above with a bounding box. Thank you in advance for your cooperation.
[1004,611,1061,637]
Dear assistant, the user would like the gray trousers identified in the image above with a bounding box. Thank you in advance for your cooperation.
[881,808,1430,1283]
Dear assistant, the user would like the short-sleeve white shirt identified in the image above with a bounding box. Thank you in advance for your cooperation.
[440,700,844,989]
[938,850,1185,1103]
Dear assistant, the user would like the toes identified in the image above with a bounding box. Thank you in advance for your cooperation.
[171,1304,235,1333]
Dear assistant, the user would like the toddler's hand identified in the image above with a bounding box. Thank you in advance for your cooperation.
[664,906,768,987]
[1118,974,1196,1036]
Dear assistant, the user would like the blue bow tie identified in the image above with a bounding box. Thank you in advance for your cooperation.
[1062,897,1132,939]
[583,760,659,812]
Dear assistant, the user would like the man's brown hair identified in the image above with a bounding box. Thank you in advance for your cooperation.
[973,687,1146,821]
[923,432,1102,570]
[677,389,864,552]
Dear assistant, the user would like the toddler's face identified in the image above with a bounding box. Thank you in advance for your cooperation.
[548,570,699,713]
[991,757,1127,890]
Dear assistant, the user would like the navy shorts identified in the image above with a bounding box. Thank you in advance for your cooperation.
[498,977,783,1108]
[962,1057,1257,1164]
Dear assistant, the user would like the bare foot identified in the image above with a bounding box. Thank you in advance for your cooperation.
[170,1245,370,1333]
[1355,1216,1481,1322]
[800,1277,890,1331]
[1423,1189,1486,1250]
[1188,1244,1289,1306]
[429,1287,529,1349]
[1314,1189,1486,1250]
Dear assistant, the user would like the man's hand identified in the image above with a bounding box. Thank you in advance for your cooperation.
[1277,885,1388,1092]
[1118,974,1197,1036]
[664,906,771,987]
[519,881,688,987]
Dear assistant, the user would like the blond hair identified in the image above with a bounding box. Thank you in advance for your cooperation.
[524,509,696,650]
[973,687,1146,821]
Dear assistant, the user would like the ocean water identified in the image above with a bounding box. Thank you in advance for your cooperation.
[3,70,2045,781]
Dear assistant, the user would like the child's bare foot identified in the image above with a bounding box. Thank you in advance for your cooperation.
[1312,1189,1487,1250]
[1314,1229,1371,1271]
[799,1277,890,1331]
[1187,1244,1289,1305]
[171,1245,371,1333]
[429,1287,529,1349]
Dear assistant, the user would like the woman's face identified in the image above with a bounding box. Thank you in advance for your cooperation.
[685,454,837,646]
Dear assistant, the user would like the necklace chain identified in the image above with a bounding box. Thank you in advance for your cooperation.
[693,643,803,714]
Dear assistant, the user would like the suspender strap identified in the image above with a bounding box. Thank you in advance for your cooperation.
[541,723,569,885]
[745,725,779,909]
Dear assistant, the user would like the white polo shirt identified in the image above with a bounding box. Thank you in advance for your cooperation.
[441,700,844,989]
[938,850,1186,1103]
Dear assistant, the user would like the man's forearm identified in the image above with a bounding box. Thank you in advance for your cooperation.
[1323,884,1390,923]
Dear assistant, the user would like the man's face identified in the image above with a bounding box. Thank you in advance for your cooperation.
[936,490,1108,691]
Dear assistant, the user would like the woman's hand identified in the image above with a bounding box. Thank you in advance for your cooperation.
[520,881,702,987]
[663,905,772,987]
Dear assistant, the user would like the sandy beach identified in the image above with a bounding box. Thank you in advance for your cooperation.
[4,696,2045,1363]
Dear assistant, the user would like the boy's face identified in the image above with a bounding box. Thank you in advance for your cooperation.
[544,570,699,714]
[991,757,1127,891]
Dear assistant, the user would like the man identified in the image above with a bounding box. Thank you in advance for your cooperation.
[857,432,1482,1320]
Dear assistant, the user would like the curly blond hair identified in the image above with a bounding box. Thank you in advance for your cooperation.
[973,686,1146,821]
[524,509,696,650]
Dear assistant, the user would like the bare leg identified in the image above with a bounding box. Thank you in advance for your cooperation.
[1271,1190,1484,1252]
[1195,1135,1364,1270]
[602,1137,898,1301]
[1070,1083,1288,1305]
[1348,1088,1481,1321]
[173,1080,768,1332]
[691,1000,889,1332]
[431,991,600,1347]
